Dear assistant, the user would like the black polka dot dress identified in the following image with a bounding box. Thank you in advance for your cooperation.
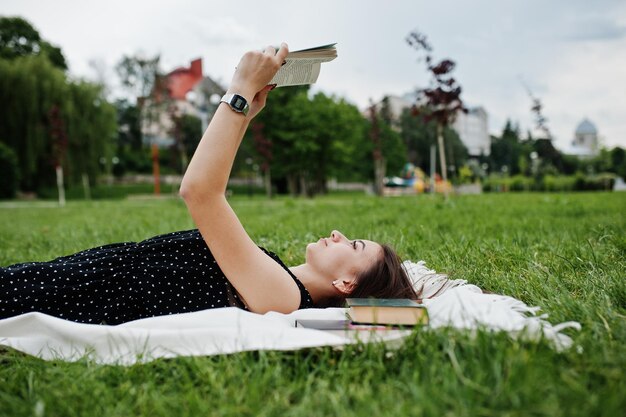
[0,230,314,325]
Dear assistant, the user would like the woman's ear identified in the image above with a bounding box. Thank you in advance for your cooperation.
[332,278,355,295]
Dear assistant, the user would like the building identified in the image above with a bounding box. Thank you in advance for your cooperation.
[366,95,491,158]
[452,107,490,157]
[142,58,226,147]
[563,118,599,159]
[362,95,414,132]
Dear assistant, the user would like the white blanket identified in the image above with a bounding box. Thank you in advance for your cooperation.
[0,307,408,365]
[0,285,580,365]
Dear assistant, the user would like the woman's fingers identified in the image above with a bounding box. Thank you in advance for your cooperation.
[229,43,289,98]
[276,42,289,62]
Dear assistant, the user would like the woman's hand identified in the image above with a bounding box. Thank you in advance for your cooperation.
[246,84,275,120]
[228,43,289,105]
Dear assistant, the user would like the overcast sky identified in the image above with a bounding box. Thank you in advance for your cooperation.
[2,0,625,149]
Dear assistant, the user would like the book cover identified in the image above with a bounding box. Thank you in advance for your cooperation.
[295,319,403,331]
[346,298,423,308]
[346,298,429,326]
[295,319,351,330]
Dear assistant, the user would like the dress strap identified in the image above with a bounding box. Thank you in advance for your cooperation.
[259,247,315,309]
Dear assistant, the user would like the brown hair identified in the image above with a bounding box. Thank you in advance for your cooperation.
[320,244,418,307]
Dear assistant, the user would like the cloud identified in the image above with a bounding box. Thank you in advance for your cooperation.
[186,16,257,46]
[563,18,626,42]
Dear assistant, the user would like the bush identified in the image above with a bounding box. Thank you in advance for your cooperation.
[0,142,19,199]
[482,173,616,193]
[36,183,167,200]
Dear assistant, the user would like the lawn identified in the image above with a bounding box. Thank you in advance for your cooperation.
[0,192,624,416]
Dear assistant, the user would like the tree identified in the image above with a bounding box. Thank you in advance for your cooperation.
[0,56,116,192]
[250,121,273,197]
[0,18,115,194]
[0,16,67,70]
[400,107,467,178]
[490,120,522,174]
[116,54,166,194]
[406,30,466,196]
[170,112,202,173]
[251,87,371,196]
[116,99,142,151]
[115,55,162,101]
[368,101,385,195]
[610,147,626,178]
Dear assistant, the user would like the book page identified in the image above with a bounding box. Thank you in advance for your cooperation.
[268,44,337,87]
[270,59,322,87]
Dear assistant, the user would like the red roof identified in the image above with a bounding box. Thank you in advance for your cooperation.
[167,58,203,100]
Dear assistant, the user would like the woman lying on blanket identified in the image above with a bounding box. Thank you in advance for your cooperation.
[0,44,417,325]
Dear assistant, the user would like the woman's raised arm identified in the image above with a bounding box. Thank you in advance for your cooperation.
[179,44,301,314]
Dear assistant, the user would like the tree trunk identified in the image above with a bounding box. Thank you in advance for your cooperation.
[430,144,436,194]
[82,173,91,200]
[374,158,386,196]
[287,174,298,196]
[437,123,449,199]
[151,142,160,195]
[299,172,309,197]
[264,167,272,198]
[56,165,65,207]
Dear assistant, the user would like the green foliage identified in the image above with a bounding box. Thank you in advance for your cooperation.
[0,55,116,191]
[253,88,375,195]
[0,16,67,70]
[489,120,533,175]
[0,193,624,416]
[35,182,169,200]
[488,120,625,180]
[115,99,142,151]
[482,173,617,192]
[400,107,468,175]
[177,114,202,157]
[0,17,116,193]
[0,141,19,198]
[115,54,161,100]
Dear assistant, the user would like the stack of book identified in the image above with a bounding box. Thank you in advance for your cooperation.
[295,298,428,331]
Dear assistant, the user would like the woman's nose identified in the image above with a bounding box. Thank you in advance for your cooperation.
[330,230,346,242]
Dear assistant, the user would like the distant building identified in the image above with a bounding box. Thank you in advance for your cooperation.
[452,107,490,157]
[363,95,414,132]
[142,58,226,147]
[563,118,599,159]
[366,95,491,157]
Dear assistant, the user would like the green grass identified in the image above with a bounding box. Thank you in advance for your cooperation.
[0,192,624,417]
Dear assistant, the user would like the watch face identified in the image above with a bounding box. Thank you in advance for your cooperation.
[232,94,246,111]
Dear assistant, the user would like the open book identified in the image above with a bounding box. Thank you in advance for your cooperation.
[270,43,337,87]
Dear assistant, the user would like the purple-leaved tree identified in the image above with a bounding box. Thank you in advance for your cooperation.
[406,30,466,196]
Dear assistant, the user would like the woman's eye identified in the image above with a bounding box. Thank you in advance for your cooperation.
[352,241,357,249]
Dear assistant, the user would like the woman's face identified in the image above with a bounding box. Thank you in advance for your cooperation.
[306,230,382,281]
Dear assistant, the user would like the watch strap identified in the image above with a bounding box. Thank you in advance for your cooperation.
[220,93,249,116]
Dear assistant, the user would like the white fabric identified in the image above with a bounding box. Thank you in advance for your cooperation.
[404,260,581,351]
[403,260,483,297]
[0,261,581,364]
[0,307,411,365]
[422,286,581,351]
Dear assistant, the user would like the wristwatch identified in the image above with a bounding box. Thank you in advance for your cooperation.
[220,93,249,116]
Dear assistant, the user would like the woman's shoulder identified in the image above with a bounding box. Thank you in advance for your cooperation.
[258,247,314,309]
